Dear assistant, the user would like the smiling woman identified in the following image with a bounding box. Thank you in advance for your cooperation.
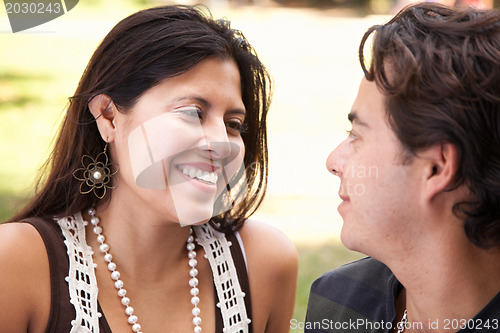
[0,5,297,333]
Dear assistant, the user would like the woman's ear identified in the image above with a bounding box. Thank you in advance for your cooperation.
[88,94,117,142]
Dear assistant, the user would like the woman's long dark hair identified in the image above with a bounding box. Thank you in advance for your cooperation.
[11,5,272,233]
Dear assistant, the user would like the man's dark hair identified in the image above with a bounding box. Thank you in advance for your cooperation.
[359,3,500,248]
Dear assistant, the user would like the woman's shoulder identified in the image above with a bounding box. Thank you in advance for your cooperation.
[238,219,298,332]
[238,219,298,273]
[0,222,49,272]
[0,222,51,333]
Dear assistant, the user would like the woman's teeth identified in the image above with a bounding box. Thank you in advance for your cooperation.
[182,167,218,184]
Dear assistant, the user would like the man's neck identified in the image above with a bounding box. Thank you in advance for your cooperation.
[390,235,500,332]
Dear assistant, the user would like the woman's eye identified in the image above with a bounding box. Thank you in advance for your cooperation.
[226,120,247,134]
[179,107,203,119]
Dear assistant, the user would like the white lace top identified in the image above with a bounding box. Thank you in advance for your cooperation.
[56,212,250,333]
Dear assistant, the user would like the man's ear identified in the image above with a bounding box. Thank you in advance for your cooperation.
[88,94,117,142]
[420,143,460,202]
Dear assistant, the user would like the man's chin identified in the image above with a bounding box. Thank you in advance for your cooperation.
[340,228,362,252]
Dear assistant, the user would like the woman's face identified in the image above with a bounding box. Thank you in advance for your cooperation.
[110,57,247,225]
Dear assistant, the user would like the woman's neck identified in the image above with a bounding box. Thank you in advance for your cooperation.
[84,197,192,283]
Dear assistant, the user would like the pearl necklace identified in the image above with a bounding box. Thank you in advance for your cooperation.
[88,208,202,333]
[397,309,408,333]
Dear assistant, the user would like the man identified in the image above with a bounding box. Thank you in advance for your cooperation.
[306,3,500,333]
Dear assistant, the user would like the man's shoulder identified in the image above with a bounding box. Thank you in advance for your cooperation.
[311,256,394,295]
[305,257,398,331]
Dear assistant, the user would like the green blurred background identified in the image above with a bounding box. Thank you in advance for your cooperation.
[1,0,495,331]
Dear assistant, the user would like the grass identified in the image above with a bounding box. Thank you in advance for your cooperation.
[0,69,56,220]
[293,242,364,332]
[0,67,65,220]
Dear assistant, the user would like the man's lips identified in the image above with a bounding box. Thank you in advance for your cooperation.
[339,193,350,202]
[337,191,350,215]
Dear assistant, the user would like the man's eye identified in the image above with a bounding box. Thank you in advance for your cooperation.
[346,129,359,141]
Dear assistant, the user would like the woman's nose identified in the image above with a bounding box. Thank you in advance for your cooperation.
[200,120,232,159]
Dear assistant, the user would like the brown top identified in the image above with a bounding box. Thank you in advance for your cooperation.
[22,217,253,333]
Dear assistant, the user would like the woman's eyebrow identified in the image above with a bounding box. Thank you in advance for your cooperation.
[173,95,246,115]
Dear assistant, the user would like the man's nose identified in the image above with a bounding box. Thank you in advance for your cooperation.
[326,139,348,177]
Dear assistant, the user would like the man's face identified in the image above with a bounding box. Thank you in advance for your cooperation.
[326,77,423,258]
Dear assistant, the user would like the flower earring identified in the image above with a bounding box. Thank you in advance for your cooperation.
[73,142,119,199]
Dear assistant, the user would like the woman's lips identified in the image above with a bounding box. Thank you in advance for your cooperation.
[180,165,218,185]
[175,163,222,193]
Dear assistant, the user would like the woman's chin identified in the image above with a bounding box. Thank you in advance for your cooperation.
[176,207,214,227]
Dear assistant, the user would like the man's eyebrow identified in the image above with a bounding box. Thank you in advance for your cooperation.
[348,111,369,127]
